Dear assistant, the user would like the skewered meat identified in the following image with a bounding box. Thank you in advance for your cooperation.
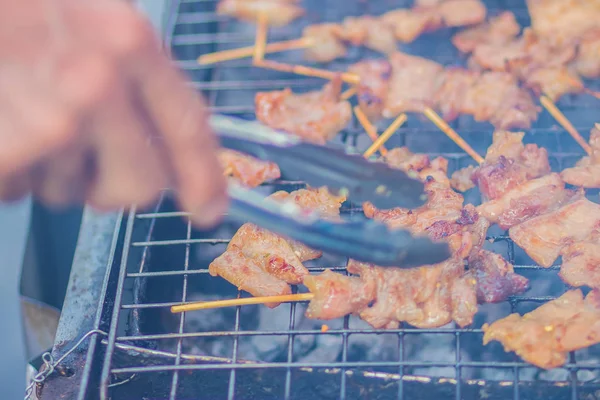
[208,246,292,306]
[255,77,352,144]
[477,173,577,230]
[469,29,576,76]
[434,68,480,122]
[365,183,488,260]
[349,59,392,119]
[561,124,600,188]
[450,165,477,192]
[452,130,551,200]
[560,242,600,289]
[380,8,442,43]
[382,147,451,186]
[216,0,304,27]
[435,69,539,129]
[509,195,597,268]
[304,270,377,320]
[571,31,600,78]
[219,149,281,188]
[302,24,347,62]
[209,187,345,306]
[523,66,586,102]
[526,0,600,48]
[461,71,540,130]
[347,259,478,329]
[383,52,445,117]
[466,249,529,303]
[341,16,398,55]
[452,11,520,54]
[483,289,600,369]
[435,0,487,28]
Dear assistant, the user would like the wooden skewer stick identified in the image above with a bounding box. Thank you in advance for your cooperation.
[252,12,269,63]
[584,88,600,100]
[353,106,388,157]
[255,59,360,85]
[363,114,407,158]
[198,38,313,65]
[341,86,357,101]
[423,107,485,164]
[223,166,234,176]
[171,293,315,313]
[540,95,592,155]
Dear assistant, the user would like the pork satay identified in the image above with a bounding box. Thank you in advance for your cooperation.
[255,77,352,144]
[509,194,598,268]
[219,149,281,188]
[560,241,600,289]
[483,289,600,369]
[452,11,520,54]
[466,249,529,303]
[561,125,600,188]
[476,173,577,230]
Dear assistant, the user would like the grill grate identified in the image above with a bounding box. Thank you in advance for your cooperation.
[99,0,600,399]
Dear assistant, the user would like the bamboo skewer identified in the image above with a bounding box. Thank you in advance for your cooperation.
[540,95,592,155]
[423,107,485,164]
[354,106,388,157]
[363,114,407,158]
[252,12,269,63]
[341,86,357,101]
[171,293,315,313]
[255,59,360,85]
[198,38,314,65]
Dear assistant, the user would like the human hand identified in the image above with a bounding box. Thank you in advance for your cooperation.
[0,0,228,227]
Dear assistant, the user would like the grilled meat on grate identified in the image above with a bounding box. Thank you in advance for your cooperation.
[561,125,600,188]
[254,76,352,144]
[483,289,600,369]
[219,149,281,188]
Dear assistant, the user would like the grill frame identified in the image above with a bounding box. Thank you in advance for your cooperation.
[41,0,600,399]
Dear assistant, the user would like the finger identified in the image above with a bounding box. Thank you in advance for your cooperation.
[0,67,78,178]
[132,55,227,227]
[29,140,91,207]
[0,171,33,202]
[85,78,169,211]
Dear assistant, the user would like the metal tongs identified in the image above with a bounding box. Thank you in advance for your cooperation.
[211,115,451,268]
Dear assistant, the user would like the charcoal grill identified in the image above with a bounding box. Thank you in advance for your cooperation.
[37,0,600,399]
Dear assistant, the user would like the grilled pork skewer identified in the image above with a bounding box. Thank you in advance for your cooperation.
[483,289,600,369]
[561,124,600,188]
[219,149,281,188]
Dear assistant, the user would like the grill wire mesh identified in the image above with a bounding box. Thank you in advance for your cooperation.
[100,0,600,399]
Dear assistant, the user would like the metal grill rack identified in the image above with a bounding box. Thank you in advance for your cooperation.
[52,0,600,399]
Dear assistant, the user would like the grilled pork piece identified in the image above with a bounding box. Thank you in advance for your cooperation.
[348,59,393,119]
[383,52,445,117]
[461,71,540,130]
[509,194,597,268]
[304,270,377,320]
[347,259,478,329]
[452,11,520,54]
[561,124,600,188]
[216,0,304,27]
[302,24,347,62]
[473,131,550,200]
[380,8,442,43]
[219,150,281,188]
[466,249,529,303]
[483,289,600,369]
[560,242,600,289]
[255,77,352,144]
[572,31,600,78]
[209,187,345,306]
[341,16,398,55]
[477,173,576,230]
[435,0,487,27]
[526,0,600,48]
[382,147,451,186]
